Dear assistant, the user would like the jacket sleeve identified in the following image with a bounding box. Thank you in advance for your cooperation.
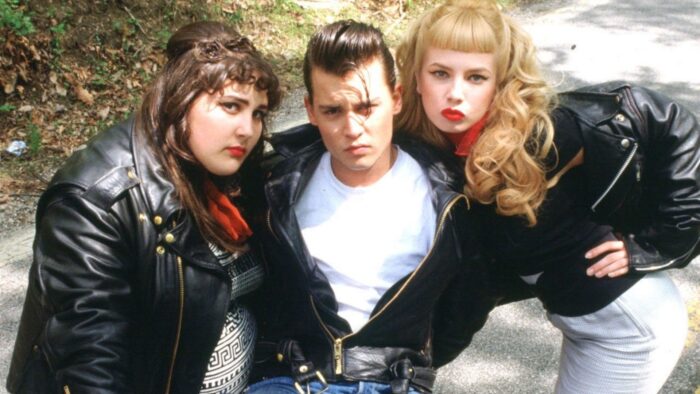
[431,258,496,368]
[33,190,136,393]
[623,86,700,273]
[430,209,497,367]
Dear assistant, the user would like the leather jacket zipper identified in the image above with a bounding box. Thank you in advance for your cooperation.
[635,238,700,271]
[164,255,185,393]
[266,209,281,243]
[309,298,346,375]
[591,142,638,212]
[308,194,466,376]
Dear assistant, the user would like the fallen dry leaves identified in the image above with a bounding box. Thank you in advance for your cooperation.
[0,0,433,197]
[74,85,94,105]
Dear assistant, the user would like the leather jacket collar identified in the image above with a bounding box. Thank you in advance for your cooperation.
[265,123,464,211]
[130,117,183,225]
[559,86,620,127]
[129,118,224,273]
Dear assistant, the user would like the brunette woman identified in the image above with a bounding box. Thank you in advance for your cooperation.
[396,1,699,392]
[6,21,281,393]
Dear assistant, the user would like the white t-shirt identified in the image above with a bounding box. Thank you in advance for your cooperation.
[294,147,437,332]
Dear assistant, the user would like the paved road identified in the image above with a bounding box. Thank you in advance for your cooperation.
[1,0,699,392]
[0,228,34,393]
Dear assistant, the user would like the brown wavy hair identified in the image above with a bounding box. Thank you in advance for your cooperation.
[396,0,556,225]
[136,21,281,252]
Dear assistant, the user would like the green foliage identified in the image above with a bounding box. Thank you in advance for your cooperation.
[127,16,140,33]
[50,21,66,35]
[49,21,67,54]
[274,0,295,7]
[271,0,304,15]
[138,67,154,85]
[162,8,175,22]
[226,10,243,25]
[0,104,15,112]
[111,19,126,34]
[45,5,57,18]
[267,0,315,37]
[27,123,41,155]
[208,3,223,19]
[155,27,171,49]
[91,60,111,88]
[0,0,35,35]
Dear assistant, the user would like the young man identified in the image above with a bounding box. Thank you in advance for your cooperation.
[248,21,490,394]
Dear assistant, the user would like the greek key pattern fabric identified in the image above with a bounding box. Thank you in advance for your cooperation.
[207,243,264,300]
[200,305,257,394]
[200,244,263,393]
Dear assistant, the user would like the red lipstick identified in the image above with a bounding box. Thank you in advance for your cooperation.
[441,108,465,122]
[226,146,246,158]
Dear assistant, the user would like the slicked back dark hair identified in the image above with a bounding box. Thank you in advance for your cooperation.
[302,20,396,103]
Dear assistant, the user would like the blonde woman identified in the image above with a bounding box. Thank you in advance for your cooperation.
[396,1,699,392]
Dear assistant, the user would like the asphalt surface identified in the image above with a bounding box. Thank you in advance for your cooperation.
[1,0,699,392]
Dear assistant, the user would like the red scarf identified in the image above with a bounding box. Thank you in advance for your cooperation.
[204,180,252,242]
[443,113,489,157]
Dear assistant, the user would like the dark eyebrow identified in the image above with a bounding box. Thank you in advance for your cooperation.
[428,62,492,74]
[355,97,379,107]
[220,94,249,105]
[318,104,341,111]
[467,68,493,74]
[221,92,269,112]
[426,62,452,70]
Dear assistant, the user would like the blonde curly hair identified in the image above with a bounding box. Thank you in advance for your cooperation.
[395,0,556,225]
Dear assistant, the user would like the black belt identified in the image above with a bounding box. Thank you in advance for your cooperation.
[273,340,435,394]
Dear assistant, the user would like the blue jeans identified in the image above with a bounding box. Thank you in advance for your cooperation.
[246,376,423,394]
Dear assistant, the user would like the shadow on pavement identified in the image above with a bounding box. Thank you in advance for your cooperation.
[572,0,700,46]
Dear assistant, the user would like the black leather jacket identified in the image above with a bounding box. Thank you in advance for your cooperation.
[7,120,240,393]
[492,82,700,306]
[560,81,700,273]
[250,124,491,392]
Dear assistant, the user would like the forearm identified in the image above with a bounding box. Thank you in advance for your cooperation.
[35,194,136,392]
[431,262,496,367]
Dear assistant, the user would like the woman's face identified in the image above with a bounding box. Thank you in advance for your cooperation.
[416,47,497,133]
[187,80,268,176]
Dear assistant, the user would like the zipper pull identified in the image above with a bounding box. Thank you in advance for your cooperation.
[334,338,343,375]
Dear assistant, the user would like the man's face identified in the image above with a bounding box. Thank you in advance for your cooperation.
[304,58,402,187]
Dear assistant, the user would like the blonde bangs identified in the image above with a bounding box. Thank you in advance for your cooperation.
[426,11,499,54]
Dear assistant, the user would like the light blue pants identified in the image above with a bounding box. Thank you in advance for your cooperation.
[547,271,688,394]
[246,376,423,394]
